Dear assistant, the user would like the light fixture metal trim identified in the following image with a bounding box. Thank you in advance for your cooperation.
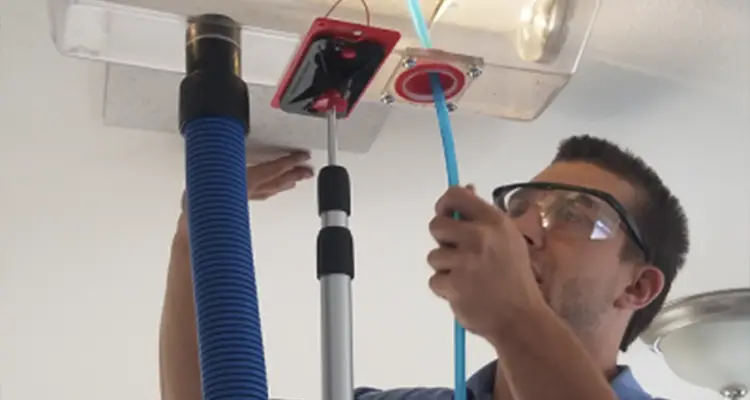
[641,287,750,354]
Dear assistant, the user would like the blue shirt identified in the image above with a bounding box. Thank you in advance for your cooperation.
[355,361,661,400]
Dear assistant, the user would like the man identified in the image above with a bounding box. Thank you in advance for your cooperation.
[160,135,689,400]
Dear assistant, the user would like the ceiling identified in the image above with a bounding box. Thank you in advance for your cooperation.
[0,1,748,400]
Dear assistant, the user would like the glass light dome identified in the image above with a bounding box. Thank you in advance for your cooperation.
[641,288,750,400]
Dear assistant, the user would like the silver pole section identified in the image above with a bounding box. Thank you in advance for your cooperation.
[327,109,338,166]
[318,108,354,400]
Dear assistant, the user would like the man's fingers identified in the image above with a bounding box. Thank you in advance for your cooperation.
[428,215,478,248]
[267,165,314,186]
[435,185,500,223]
[180,153,312,210]
[426,246,464,273]
[247,152,311,185]
[250,166,314,200]
[428,269,458,301]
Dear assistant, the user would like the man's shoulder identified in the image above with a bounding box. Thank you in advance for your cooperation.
[354,364,662,400]
[354,387,459,400]
[612,366,664,400]
[355,386,666,400]
[354,386,668,400]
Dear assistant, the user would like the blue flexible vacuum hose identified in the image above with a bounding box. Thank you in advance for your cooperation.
[406,2,467,399]
[183,117,268,400]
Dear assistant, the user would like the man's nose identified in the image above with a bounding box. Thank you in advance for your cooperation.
[512,208,545,250]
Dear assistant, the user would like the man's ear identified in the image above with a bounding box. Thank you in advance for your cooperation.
[615,265,665,311]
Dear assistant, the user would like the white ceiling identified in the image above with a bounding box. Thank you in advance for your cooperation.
[0,1,748,400]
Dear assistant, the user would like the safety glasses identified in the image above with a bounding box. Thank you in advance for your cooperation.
[492,182,652,263]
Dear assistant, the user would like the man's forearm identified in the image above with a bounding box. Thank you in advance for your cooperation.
[489,304,617,400]
[159,226,202,400]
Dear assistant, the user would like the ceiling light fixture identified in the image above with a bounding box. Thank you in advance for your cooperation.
[641,288,750,400]
[516,0,570,63]
[427,0,456,27]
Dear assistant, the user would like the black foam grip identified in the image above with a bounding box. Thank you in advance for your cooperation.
[179,74,249,133]
[317,226,354,279]
[318,165,351,215]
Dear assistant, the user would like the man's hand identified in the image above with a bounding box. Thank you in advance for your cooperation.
[426,185,546,340]
[427,185,619,400]
[177,152,313,233]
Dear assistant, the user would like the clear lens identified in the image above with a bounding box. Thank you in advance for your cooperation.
[499,187,622,241]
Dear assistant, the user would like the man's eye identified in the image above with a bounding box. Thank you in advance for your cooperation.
[508,200,530,217]
[556,206,586,223]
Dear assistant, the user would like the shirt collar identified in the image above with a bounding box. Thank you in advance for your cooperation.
[466,361,496,395]
[466,361,647,397]
[610,365,648,394]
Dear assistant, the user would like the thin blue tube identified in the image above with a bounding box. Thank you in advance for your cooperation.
[183,117,268,400]
[406,1,467,399]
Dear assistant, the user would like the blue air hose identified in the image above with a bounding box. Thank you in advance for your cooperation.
[406,2,467,399]
[183,117,268,400]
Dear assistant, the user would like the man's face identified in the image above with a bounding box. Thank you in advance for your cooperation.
[511,161,640,340]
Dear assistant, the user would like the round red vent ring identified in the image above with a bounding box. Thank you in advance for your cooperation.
[394,63,466,104]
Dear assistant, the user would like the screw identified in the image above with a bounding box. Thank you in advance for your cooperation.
[446,102,457,112]
[721,385,748,400]
[467,65,483,78]
[380,93,395,105]
[402,58,417,69]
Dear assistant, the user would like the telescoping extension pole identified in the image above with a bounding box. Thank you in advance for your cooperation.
[318,107,355,400]
[178,14,268,400]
